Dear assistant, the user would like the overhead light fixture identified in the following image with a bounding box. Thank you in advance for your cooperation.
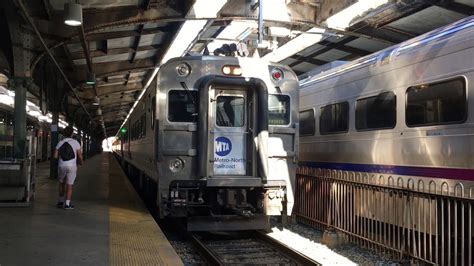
[64,3,83,27]
[86,72,96,85]
[92,96,100,106]
[268,26,291,38]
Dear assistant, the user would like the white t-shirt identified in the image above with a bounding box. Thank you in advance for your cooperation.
[56,138,81,167]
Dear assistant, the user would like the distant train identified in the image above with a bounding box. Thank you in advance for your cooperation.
[0,100,50,162]
[113,56,299,231]
[298,16,474,193]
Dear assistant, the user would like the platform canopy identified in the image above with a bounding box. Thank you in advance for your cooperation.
[0,0,471,139]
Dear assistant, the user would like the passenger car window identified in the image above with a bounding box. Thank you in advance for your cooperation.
[216,96,244,127]
[356,92,396,131]
[168,90,198,122]
[406,78,466,127]
[299,109,315,136]
[268,95,290,125]
[320,102,349,134]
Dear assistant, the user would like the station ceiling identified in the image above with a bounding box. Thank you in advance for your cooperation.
[0,0,473,139]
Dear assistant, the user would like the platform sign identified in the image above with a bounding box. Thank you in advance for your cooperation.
[213,134,246,175]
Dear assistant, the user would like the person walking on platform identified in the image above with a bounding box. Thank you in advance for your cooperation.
[54,126,83,210]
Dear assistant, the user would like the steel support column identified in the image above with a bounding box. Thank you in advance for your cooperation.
[8,78,27,159]
[49,111,59,179]
[83,134,88,160]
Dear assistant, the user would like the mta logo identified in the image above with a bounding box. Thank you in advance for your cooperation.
[215,137,232,156]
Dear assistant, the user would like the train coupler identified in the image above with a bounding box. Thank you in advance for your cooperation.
[263,187,286,215]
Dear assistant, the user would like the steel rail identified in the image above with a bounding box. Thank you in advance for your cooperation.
[188,234,222,265]
[255,230,321,265]
[189,231,321,265]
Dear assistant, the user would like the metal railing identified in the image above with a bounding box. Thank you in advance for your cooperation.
[295,167,474,265]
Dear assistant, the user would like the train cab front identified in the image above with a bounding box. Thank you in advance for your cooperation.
[157,56,299,231]
[171,75,289,231]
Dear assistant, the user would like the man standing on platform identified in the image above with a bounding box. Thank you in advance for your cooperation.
[54,126,83,210]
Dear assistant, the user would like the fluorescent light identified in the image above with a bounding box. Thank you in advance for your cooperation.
[326,0,390,30]
[38,115,48,122]
[188,0,227,18]
[160,20,209,64]
[263,27,326,62]
[0,94,14,106]
[27,110,41,118]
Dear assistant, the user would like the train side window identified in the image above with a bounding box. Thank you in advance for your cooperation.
[268,95,290,125]
[406,78,466,127]
[356,92,396,131]
[151,96,156,129]
[168,90,198,122]
[299,109,315,136]
[216,96,245,127]
[320,101,349,134]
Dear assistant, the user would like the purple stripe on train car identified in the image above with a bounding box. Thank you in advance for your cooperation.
[298,161,474,181]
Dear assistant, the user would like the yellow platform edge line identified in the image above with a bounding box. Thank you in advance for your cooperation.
[108,154,183,266]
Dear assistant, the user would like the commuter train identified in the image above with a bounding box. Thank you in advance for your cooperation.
[113,56,299,231]
[0,100,50,162]
[298,16,474,193]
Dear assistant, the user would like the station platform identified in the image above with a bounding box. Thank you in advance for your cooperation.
[0,153,182,265]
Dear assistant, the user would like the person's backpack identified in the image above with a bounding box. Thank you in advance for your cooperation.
[59,141,75,161]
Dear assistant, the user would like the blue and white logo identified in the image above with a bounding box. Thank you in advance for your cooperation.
[215,137,232,156]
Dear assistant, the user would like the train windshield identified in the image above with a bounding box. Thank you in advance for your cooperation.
[216,96,245,127]
[168,90,198,122]
[268,94,290,125]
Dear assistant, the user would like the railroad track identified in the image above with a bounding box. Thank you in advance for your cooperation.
[189,230,320,265]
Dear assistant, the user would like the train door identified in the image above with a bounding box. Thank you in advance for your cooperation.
[210,89,248,176]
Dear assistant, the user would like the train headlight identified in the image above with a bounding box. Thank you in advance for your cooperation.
[222,65,242,76]
[271,67,284,81]
[169,157,184,173]
[176,63,191,77]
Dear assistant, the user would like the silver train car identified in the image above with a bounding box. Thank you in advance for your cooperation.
[0,102,50,162]
[298,16,474,193]
[113,56,299,231]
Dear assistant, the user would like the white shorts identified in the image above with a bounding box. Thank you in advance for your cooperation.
[58,165,77,185]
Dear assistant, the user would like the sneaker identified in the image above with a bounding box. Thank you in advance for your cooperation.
[56,202,64,208]
[63,204,75,210]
